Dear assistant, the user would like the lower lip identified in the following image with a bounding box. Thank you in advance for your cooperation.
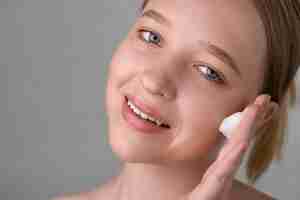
[122,96,170,134]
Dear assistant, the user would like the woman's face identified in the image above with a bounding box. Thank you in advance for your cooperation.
[105,0,267,164]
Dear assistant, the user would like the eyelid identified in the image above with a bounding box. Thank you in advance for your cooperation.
[135,26,228,84]
[137,26,164,47]
[193,62,227,84]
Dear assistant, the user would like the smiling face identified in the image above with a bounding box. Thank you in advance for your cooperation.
[105,0,267,165]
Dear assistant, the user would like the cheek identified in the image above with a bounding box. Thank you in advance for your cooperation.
[167,96,223,161]
[171,89,249,160]
[108,37,152,81]
[184,104,220,146]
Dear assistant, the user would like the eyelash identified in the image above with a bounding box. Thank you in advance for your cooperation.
[138,28,163,47]
[193,64,224,84]
[137,28,225,84]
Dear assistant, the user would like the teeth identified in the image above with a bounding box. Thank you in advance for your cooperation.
[127,99,164,126]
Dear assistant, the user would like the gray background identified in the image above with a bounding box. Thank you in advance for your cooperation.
[1,0,300,199]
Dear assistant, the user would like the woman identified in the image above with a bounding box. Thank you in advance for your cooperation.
[53,0,300,199]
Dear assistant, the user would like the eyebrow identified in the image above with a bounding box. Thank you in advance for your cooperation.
[141,9,242,77]
[142,9,172,27]
[198,40,241,77]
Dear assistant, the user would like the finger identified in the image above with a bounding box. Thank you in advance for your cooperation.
[261,101,279,123]
[217,103,260,162]
[255,94,271,107]
[218,94,272,161]
[254,95,271,122]
[221,177,233,200]
[255,101,279,132]
[189,95,270,200]
[190,141,247,200]
[213,141,248,183]
[202,140,243,183]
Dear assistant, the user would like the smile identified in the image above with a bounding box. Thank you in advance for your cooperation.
[122,96,171,134]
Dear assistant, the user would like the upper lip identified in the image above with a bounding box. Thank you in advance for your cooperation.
[125,94,171,127]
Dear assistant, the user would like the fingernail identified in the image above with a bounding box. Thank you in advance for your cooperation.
[264,94,271,101]
[262,94,271,106]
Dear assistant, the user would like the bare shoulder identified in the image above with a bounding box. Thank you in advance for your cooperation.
[50,177,116,200]
[231,179,277,200]
[50,178,277,200]
[50,191,92,200]
[50,185,108,200]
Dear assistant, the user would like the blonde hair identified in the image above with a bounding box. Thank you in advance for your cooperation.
[140,0,300,184]
[246,0,300,184]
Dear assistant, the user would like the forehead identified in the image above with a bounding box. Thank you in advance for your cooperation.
[143,0,267,88]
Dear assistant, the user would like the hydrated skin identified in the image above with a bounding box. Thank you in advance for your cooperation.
[53,0,278,200]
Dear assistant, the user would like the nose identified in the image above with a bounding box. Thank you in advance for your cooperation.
[140,69,177,100]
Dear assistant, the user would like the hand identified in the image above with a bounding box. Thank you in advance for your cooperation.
[181,94,279,200]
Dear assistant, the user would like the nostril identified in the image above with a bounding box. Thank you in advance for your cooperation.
[162,123,170,129]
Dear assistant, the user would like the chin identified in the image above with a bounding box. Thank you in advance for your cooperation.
[107,128,166,164]
[110,146,164,164]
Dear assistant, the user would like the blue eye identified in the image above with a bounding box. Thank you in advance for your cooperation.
[195,65,224,83]
[138,29,161,46]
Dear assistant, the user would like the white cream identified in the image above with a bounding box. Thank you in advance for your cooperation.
[218,111,243,139]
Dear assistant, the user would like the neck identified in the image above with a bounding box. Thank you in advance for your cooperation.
[112,158,215,200]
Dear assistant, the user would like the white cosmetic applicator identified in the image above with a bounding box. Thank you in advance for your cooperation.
[218,111,244,139]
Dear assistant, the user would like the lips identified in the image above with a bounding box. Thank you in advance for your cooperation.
[125,94,171,128]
